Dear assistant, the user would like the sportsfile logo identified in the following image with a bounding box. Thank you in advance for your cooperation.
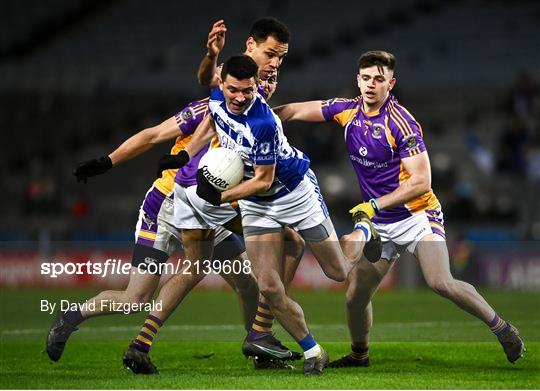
[201,165,229,189]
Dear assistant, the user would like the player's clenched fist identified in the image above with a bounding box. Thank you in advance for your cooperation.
[73,156,112,183]
[156,150,190,178]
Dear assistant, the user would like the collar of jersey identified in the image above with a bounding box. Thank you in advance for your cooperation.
[360,94,393,117]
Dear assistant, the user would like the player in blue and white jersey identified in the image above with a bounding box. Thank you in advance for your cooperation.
[169,55,380,375]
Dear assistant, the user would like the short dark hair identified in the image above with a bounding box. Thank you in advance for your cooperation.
[249,17,290,44]
[221,55,259,81]
[358,51,396,73]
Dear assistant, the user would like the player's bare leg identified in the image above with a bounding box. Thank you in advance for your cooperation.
[46,245,167,362]
[245,231,328,373]
[416,233,525,363]
[306,230,352,282]
[81,269,160,318]
[219,254,259,330]
[242,227,304,364]
[328,258,394,367]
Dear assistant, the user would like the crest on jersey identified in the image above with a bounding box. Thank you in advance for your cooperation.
[372,124,384,139]
[406,135,417,149]
[181,108,195,120]
[359,146,368,156]
[236,130,244,145]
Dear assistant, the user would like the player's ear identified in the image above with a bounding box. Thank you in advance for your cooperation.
[388,78,396,91]
[218,77,224,91]
[356,73,361,89]
[246,36,256,53]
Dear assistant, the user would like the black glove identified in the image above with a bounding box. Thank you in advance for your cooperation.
[73,156,112,183]
[157,150,190,178]
[196,169,222,206]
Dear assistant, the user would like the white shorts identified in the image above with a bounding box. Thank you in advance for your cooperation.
[174,183,237,235]
[373,208,446,262]
[239,169,329,232]
[135,185,233,255]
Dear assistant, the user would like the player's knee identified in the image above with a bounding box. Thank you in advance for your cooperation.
[322,265,347,282]
[427,278,455,297]
[258,277,285,305]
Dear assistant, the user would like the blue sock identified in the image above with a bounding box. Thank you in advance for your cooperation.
[298,332,317,352]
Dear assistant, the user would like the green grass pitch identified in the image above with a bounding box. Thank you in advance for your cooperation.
[1,288,538,389]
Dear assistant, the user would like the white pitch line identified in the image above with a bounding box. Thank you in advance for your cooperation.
[2,320,538,336]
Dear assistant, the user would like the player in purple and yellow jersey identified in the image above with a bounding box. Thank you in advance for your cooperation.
[46,18,304,373]
[274,50,525,366]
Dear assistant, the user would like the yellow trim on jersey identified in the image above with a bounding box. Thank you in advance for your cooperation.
[333,108,359,127]
[384,117,397,148]
[138,230,157,240]
[362,108,380,117]
[210,134,221,149]
[398,163,440,213]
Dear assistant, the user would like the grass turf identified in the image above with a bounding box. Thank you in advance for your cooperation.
[1,289,539,389]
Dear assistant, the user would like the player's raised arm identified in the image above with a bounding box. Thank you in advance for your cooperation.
[156,114,215,177]
[197,20,226,87]
[273,101,326,122]
[73,116,182,183]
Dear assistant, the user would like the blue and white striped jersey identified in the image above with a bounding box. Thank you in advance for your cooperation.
[209,87,310,202]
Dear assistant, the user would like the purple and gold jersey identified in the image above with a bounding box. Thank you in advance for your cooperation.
[152,98,210,194]
[321,93,440,224]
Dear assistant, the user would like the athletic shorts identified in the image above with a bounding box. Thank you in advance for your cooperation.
[373,207,446,262]
[135,186,232,255]
[239,169,330,232]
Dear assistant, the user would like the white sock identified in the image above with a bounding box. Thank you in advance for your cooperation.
[304,344,322,359]
[354,221,372,241]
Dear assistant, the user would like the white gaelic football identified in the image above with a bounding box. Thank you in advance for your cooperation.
[198,147,244,191]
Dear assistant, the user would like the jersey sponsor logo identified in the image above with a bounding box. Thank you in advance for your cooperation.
[349,154,389,169]
[352,119,363,127]
[201,165,229,189]
[372,124,384,139]
[359,146,368,156]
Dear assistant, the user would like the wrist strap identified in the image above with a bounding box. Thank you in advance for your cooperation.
[369,198,380,213]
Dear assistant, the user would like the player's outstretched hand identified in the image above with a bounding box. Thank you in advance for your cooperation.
[206,19,226,58]
[73,156,112,184]
[349,202,376,219]
[156,150,189,178]
[196,169,221,206]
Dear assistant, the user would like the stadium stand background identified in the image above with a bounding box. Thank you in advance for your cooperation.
[1,0,539,290]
